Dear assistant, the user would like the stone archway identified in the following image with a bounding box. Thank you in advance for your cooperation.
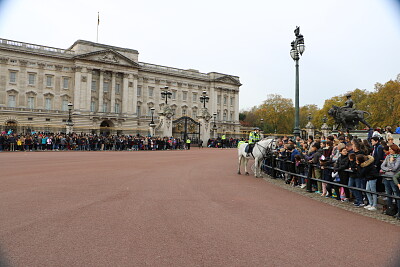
[100,120,114,136]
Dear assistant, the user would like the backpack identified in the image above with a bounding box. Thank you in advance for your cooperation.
[384,204,398,216]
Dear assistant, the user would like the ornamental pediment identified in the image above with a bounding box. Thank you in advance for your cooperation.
[214,75,242,86]
[73,49,139,67]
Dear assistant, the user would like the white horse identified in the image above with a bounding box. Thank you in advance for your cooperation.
[237,138,275,178]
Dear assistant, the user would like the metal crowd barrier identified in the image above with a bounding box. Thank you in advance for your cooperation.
[262,155,400,201]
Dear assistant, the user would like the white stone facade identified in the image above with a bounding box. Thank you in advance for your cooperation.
[0,38,241,137]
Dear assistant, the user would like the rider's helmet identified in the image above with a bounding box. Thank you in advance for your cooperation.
[345,93,352,98]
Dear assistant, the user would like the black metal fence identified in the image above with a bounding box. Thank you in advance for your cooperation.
[262,154,400,201]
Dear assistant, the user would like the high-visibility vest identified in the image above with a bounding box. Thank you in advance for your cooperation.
[221,135,226,140]
[186,139,191,144]
[249,132,260,144]
[238,140,246,147]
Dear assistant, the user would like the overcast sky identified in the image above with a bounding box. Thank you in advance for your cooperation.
[0,0,399,110]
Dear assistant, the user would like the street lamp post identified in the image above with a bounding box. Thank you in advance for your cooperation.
[199,90,209,108]
[290,26,305,137]
[149,107,156,136]
[260,118,264,137]
[150,107,155,125]
[212,112,217,138]
[160,86,172,104]
[66,102,73,134]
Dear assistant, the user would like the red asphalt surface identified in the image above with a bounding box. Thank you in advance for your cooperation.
[0,149,399,267]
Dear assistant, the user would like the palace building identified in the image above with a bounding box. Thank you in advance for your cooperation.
[0,38,241,137]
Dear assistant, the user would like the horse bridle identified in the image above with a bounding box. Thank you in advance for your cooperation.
[255,139,277,158]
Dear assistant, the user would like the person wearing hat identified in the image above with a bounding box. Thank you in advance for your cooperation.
[247,127,261,156]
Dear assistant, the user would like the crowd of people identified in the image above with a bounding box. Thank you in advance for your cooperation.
[0,132,243,152]
[266,128,400,220]
[207,137,241,148]
[0,132,195,151]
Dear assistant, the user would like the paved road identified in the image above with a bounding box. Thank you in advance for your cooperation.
[0,149,399,267]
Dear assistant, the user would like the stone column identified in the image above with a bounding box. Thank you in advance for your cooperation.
[132,75,138,115]
[305,113,315,138]
[234,90,239,122]
[98,70,104,112]
[110,72,116,113]
[73,66,82,110]
[19,60,27,106]
[86,68,93,111]
[79,67,88,110]
[321,124,330,138]
[122,73,129,114]
[210,85,217,116]
[321,115,330,138]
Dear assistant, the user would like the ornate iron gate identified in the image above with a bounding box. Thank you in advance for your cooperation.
[172,116,200,143]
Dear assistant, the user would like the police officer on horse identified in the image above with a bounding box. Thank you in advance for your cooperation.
[246,127,261,156]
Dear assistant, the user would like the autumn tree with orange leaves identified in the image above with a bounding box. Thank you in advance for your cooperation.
[240,75,400,133]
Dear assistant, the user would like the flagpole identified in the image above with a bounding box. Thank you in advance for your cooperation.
[96,12,99,43]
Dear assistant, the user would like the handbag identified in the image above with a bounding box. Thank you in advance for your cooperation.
[332,171,340,182]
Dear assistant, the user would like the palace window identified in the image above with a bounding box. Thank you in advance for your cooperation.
[192,109,197,118]
[45,98,52,110]
[223,111,227,121]
[90,101,96,112]
[61,100,68,111]
[230,97,234,106]
[46,75,53,87]
[115,103,120,113]
[28,73,36,85]
[8,95,16,107]
[103,102,108,112]
[230,112,234,121]
[217,95,221,104]
[182,108,187,116]
[223,95,227,105]
[115,83,121,94]
[217,110,221,121]
[192,93,197,102]
[27,97,35,109]
[183,91,188,101]
[172,90,176,100]
[137,106,141,116]
[137,86,142,96]
[103,81,109,92]
[91,80,97,91]
[9,71,17,83]
[148,86,154,97]
[63,77,69,89]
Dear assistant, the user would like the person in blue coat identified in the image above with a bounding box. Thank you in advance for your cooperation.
[395,124,400,134]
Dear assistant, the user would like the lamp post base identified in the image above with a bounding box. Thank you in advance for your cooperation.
[293,127,301,137]
[149,124,156,137]
[66,125,74,134]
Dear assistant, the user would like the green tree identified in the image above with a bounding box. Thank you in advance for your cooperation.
[239,112,246,122]
[256,94,294,134]
[369,80,400,128]
[300,104,319,129]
